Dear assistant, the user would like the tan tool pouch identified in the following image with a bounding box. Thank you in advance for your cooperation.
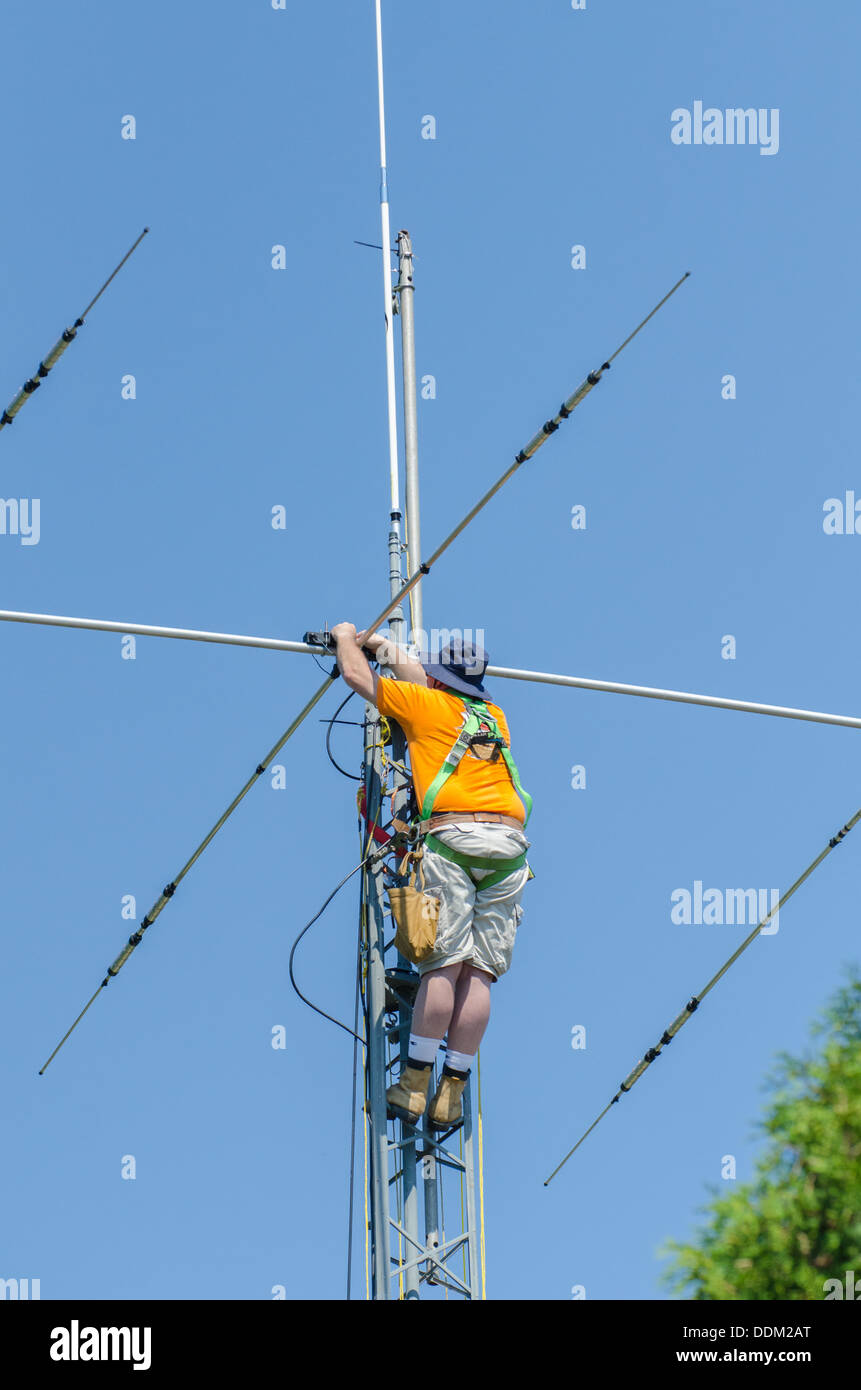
[385,847,440,965]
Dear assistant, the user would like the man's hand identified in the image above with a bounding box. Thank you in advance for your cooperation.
[359,628,429,687]
[330,622,428,692]
[332,624,385,659]
[356,629,386,655]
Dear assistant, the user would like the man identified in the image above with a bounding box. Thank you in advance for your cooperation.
[330,623,531,1130]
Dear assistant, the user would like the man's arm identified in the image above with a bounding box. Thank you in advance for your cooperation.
[357,630,429,687]
[331,623,379,704]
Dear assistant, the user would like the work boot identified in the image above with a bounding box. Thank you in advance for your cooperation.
[428,1071,468,1130]
[386,1064,432,1125]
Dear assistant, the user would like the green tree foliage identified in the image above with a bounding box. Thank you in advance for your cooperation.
[661,970,861,1299]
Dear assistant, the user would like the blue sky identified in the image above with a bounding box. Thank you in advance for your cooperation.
[1,0,859,1301]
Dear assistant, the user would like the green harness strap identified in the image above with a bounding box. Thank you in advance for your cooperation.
[424,833,528,891]
[419,695,532,889]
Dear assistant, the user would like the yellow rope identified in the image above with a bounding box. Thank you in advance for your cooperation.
[477,1048,487,1300]
[397,1166,404,1298]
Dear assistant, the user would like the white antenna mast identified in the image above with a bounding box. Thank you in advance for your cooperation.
[375,0,400,519]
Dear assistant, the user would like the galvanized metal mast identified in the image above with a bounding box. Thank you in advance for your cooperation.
[359,228,483,1280]
[363,0,419,1299]
[359,1,482,1300]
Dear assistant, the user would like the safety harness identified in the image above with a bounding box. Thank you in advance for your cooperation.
[418,695,532,891]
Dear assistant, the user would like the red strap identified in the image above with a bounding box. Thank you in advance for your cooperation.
[357,785,392,845]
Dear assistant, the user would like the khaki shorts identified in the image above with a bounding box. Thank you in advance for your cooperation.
[417,822,531,982]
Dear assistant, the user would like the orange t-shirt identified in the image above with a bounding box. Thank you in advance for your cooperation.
[375,676,526,823]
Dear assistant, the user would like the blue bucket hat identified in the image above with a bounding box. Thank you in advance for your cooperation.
[421,636,493,701]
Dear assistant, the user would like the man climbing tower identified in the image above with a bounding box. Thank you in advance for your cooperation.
[330,623,531,1130]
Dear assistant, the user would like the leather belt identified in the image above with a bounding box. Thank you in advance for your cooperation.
[419,811,526,833]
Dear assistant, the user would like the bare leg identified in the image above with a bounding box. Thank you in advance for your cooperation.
[411,961,464,1040]
[446,966,494,1054]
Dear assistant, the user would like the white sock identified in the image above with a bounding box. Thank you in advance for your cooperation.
[444,1048,475,1075]
[408,1033,442,1066]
